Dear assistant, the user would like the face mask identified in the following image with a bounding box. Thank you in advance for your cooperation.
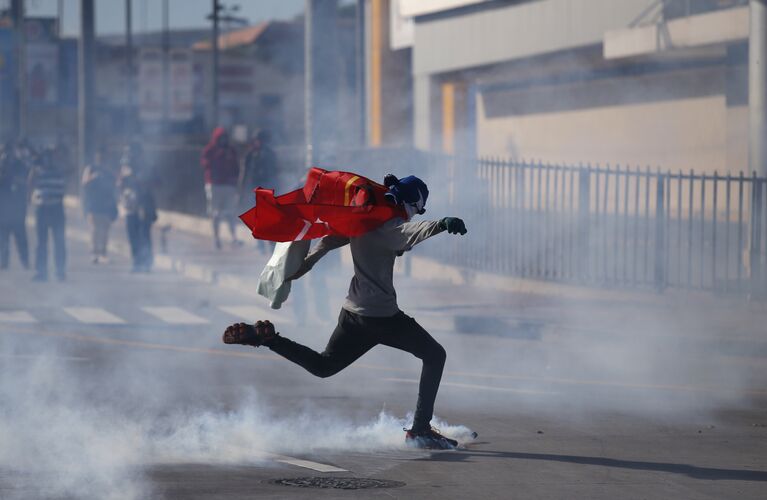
[404,202,419,220]
[403,190,426,220]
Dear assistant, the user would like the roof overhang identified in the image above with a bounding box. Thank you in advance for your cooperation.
[399,0,489,18]
[603,6,748,60]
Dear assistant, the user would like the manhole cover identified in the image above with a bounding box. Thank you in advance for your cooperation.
[273,477,405,490]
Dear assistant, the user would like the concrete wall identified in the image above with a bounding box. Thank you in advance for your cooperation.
[477,93,729,172]
[474,64,748,173]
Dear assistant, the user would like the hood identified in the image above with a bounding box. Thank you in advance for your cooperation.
[207,127,227,148]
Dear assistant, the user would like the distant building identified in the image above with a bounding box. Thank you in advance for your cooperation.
[1,13,359,150]
[191,21,305,144]
[370,0,750,173]
[96,28,210,138]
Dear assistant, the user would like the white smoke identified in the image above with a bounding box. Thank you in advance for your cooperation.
[0,353,474,500]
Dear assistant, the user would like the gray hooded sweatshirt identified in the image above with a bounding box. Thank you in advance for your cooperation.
[293,218,444,317]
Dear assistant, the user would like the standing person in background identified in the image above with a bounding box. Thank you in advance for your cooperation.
[81,148,118,264]
[28,148,67,282]
[15,139,32,166]
[239,129,278,202]
[239,129,278,253]
[0,142,30,271]
[201,127,242,250]
[118,144,157,273]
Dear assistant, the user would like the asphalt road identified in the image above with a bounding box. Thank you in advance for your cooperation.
[0,222,766,500]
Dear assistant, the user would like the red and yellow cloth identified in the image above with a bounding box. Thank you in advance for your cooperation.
[239,168,407,242]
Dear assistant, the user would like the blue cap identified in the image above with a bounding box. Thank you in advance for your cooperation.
[384,175,429,209]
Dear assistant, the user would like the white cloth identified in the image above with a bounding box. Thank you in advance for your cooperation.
[257,240,311,309]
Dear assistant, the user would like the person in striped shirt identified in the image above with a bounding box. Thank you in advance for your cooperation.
[28,148,67,282]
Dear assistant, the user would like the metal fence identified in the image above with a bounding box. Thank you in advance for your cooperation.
[418,156,767,295]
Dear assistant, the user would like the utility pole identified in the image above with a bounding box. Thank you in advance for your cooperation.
[750,0,767,178]
[750,0,767,290]
[125,0,134,137]
[79,0,96,169]
[57,0,63,36]
[355,0,366,147]
[11,0,25,140]
[162,0,170,127]
[304,0,313,167]
[304,0,339,167]
[208,0,220,129]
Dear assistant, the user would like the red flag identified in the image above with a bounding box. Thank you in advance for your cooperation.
[239,168,407,242]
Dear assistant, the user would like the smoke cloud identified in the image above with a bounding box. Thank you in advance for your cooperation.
[0,344,474,500]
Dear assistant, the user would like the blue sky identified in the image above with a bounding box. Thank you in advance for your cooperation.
[18,0,305,36]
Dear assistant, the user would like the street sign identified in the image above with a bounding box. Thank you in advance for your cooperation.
[26,42,58,104]
[169,49,193,121]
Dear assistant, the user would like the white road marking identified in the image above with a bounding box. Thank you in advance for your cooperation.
[142,306,209,325]
[0,311,38,323]
[63,307,126,325]
[233,449,347,473]
[268,453,347,473]
[383,377,558,395]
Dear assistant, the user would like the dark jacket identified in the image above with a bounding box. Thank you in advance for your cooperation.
[82,165,118,219]
[241,144,278,195]
[117,165,157,222]
[0,155,28,225]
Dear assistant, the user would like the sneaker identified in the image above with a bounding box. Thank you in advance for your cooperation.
[223,320,278,347]
[405,427,458,450]
[32,273,48,282]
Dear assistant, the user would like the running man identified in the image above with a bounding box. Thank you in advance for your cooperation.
[223,174,467,449]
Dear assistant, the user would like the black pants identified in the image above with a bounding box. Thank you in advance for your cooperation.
[35,204,67,278]
[270,308,447,432]
[126,214,153,270]
[0,220,29,269]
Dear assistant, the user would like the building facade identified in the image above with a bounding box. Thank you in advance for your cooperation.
[372,0,751,175]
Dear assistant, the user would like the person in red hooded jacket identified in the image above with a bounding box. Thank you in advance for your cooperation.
[201,127,242,249]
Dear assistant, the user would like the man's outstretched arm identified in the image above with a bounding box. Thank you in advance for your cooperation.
[289,235,350,280]
[385,217,468,253]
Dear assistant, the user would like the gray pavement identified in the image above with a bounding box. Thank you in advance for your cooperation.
[0,204,765,499]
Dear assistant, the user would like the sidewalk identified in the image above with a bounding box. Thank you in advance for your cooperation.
[61,197,767,355]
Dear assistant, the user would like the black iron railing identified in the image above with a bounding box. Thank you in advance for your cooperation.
[419,156,767,295]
